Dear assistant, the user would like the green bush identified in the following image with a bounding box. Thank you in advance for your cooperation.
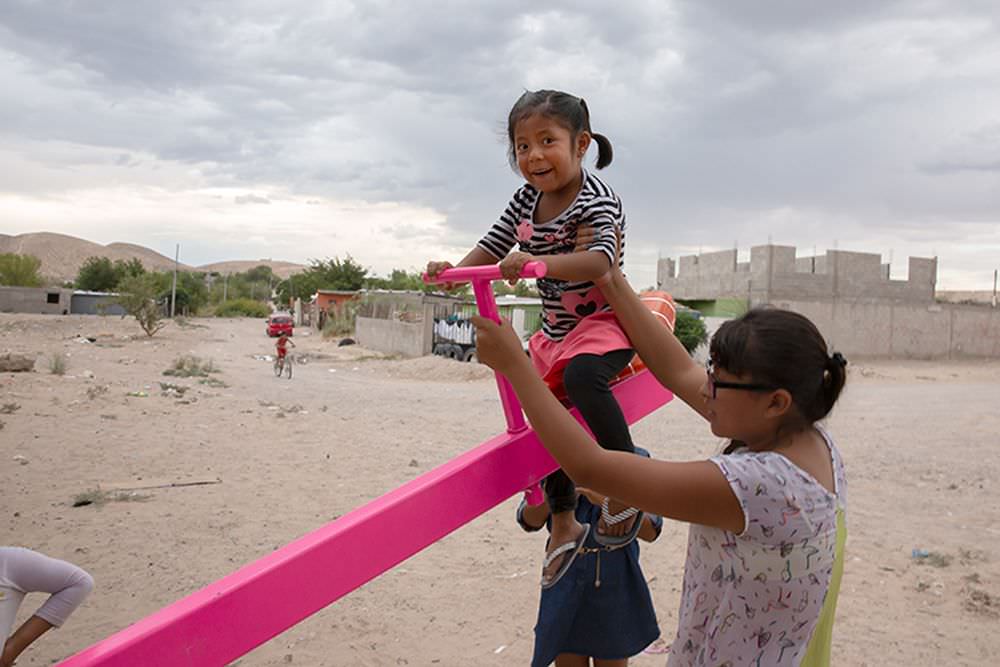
[163,355,218,377]
[49,352,67,376]
[214,299,271,318]
[674,310,708,355]
[115,274,166,337]
[322,300,359,338]
[0,253,43,287]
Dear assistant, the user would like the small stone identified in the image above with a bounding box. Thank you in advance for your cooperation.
[408,459,419,468]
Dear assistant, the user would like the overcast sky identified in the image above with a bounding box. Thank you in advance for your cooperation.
[2,0,998,289]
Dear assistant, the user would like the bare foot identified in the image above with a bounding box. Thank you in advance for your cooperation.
[598,498,639,539]
[542,513,588,584]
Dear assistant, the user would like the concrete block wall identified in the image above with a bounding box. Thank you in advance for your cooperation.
[0,287,73,314]
[907,257,937,300]
[763,273,830,305]
[947,306,1000,357]
[659,244,937,304]
[355,305,434,358]
[795,257,817,273]
[775,298,999,359]
[887,304,952,358]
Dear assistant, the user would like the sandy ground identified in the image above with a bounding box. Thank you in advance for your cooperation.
[2,313,999,666]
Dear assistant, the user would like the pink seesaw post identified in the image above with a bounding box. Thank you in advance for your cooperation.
[424,260,546,435]
[424,261,547,503]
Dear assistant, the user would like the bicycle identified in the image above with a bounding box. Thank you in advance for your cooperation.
[273,353,293,379]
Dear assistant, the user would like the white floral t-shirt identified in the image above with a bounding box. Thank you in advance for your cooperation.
[668,427,847,666]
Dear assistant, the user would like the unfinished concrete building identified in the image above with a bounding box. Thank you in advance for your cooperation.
[657,245,998,359]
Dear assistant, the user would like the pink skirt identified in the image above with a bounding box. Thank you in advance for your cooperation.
[528,292,678,399]
[529,311,632,396]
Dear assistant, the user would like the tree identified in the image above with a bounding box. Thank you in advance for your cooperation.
[115,258,146,280]
[76,256,120,291]
[0,253,43,287]
[309,255,368,290]
[674,310,708,355]
[275,272,320,305]
[365,268,436,292]
[274,256,367,304]
[244,265,274,283]
[115,274,166,336]
[493,280,538,297]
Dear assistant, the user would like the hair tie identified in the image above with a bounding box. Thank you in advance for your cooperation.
[829,352,847,369]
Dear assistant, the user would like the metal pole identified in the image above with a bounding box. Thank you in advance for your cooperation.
[993,269,997,308]
[170,244,178,318]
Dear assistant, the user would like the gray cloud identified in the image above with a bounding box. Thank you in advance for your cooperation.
[234,194,271,205]
[1,0,999,287]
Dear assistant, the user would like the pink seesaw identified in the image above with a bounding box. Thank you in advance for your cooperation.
[58,262,673,666]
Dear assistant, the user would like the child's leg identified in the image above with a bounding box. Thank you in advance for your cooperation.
[562,350,635,454]
[554,653,591,667]
[563,350,637,540]
[540,469,587,585]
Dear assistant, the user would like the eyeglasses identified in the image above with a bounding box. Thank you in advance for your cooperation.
[705,361,777,399]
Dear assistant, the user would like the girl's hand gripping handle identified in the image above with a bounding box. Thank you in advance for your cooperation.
[423,261,547,289]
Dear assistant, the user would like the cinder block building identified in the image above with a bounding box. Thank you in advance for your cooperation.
[0,286,73,314]
[657,245,998,359]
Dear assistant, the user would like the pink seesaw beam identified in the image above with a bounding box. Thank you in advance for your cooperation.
[58,262,673,667]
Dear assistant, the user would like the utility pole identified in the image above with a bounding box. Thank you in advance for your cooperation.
[993,269,997,308]
[170,244,179,318]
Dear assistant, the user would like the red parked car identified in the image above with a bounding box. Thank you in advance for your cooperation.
[265,313,294,337]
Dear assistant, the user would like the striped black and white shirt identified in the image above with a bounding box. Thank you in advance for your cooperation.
[477,170,626,341]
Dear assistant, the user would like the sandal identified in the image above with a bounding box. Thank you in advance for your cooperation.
[540,523,591,590]
[594,497,643,549]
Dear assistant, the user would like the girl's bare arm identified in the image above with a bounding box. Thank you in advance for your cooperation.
[473,317,744,533]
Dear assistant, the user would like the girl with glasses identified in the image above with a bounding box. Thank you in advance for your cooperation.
[472,254,848,666]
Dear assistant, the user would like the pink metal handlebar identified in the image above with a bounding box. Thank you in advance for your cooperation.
[422,261,547,284]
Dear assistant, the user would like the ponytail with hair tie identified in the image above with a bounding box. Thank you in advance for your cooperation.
[828,352,847,370]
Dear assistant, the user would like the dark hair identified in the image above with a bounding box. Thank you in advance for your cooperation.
[710,307,847,427]
[506,89,613,171]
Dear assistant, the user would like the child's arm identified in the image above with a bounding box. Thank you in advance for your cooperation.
[1,616,54,667]
[517,500,550,531]
[637,514,662,543]
[500,250,609,284]
[572,224,706,418]
[596,268,709,419]
[427,247,498,289]
[472,316,744,533]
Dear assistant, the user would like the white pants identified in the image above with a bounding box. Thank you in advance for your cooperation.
[1,547,93,652]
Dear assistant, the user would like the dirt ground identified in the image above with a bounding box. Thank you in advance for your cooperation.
[2,313,999,666]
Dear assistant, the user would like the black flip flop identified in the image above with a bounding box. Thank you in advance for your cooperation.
[540,523,592,590]
[594,498,644,549]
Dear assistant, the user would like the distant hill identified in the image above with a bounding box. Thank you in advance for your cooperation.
[0,232,304,283]
[197,260,306,279]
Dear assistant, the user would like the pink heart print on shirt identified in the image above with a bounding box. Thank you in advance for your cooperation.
[561,288,607,319]
[516,220,533,242]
